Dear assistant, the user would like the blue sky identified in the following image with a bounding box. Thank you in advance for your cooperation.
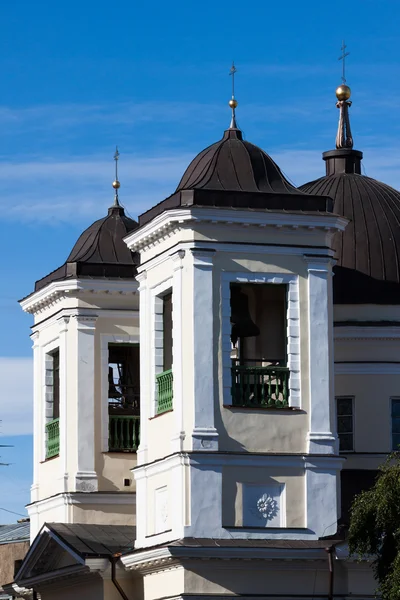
[1,0,400,520]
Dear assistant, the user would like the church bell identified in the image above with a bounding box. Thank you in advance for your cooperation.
[230,286,260,346]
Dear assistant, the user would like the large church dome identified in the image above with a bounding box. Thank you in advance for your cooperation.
[299,87,400,304]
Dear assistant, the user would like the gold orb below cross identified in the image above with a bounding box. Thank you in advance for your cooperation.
[336,84,351,101]
[229,98,238,109]
[112,180,121,190]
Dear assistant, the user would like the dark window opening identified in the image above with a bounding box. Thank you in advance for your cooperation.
[108,344,140,452]
[52,349,60,419]
[336,397,354,452]
[230,283,287,366]
[163,293,173,371]
[230,283,289,408]
[108,344,140,415]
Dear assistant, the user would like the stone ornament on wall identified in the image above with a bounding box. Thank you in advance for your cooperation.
[243,483,284,528]
[155,486,169,534]
[255,493,278,521]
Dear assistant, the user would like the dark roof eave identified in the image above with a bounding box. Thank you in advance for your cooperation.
[138,188,334,228]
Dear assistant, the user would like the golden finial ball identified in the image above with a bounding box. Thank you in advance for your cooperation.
[336,84,351,101]
[112,180,121,190]
[229,98,238,109]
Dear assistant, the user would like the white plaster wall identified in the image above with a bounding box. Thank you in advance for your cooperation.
[143,567,184,600]
[183,563,332,596]
[335,373,400,455]
[335,338,400,362]
[72,502,135,525]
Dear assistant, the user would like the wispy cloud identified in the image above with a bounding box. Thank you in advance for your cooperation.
[1,142,400,224]
[0,358,33,436]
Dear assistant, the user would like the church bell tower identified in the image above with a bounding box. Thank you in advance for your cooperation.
[125,92,347,549]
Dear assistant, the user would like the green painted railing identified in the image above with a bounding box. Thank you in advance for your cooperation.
[231,364,290,408]
[45,418,60,459]
[156,369,173,414]
[109,415,140,452]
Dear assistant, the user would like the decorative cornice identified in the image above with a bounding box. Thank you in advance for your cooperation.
[121,543,342,574]
[124,207,348,253]
[20,279,138,316]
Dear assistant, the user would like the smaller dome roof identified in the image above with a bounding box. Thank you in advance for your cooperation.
[67,205,138,265]
[35,205,139,292]
[176,128,298,194]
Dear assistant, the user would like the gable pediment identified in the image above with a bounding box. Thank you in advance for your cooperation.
[15,526,85,587]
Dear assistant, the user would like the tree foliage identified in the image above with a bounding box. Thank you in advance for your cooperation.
[348,453,400,600]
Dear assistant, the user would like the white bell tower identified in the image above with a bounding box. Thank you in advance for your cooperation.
[126,122,347,549]
[21,172,141,541]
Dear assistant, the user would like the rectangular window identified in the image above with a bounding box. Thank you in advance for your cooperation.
[45,348,60,459]
[154,291,173,415]
[230,283,289,408]
[336,397,354,452]
[108,344,140,452]
[162,292,173,371]
[391,398,400,451]
[52,349,60,419]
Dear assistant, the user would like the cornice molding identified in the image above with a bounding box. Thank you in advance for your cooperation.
[124,207,348,253]
[20,279,138,316]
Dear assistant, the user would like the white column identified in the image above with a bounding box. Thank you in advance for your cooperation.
[57,315,70,492]
[171,250,185,453]
[190,249,218,451]
[305,257,337,454]
[137,271,149,465]
[30,331,40,503]
[74,314,98,492]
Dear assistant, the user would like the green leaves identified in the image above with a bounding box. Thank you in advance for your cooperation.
[349,453,400,599]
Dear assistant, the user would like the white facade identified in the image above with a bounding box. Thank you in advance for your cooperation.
[21,280,140,541]
[125,206,347,548]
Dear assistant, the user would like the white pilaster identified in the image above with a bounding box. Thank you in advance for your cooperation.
[30,332,40,503]
[137,271,148,465]
[57,315,70,492]
[305,257,337,454]
[305,457,342,537]
[171,250,185,453]
[73,314,98,492]
[190,249,218,451]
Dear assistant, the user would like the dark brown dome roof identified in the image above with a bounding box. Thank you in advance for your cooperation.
[300,148,400,304]
[35,205,139,292]
[176,128,298,194]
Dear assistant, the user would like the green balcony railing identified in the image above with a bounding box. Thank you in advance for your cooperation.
[156,369,173,414]
[45,418,60,459]
[231,362,290,408]
[109,415,140,452]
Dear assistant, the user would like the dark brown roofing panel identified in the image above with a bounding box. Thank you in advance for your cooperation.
[34,205,139,292]
[176,129,299,194]
[300,149,400,304]
[47,523,136,557]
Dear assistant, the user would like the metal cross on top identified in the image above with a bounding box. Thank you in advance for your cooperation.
[114,146,120,181]
[339,41,350,84]
[229,62,237,99]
